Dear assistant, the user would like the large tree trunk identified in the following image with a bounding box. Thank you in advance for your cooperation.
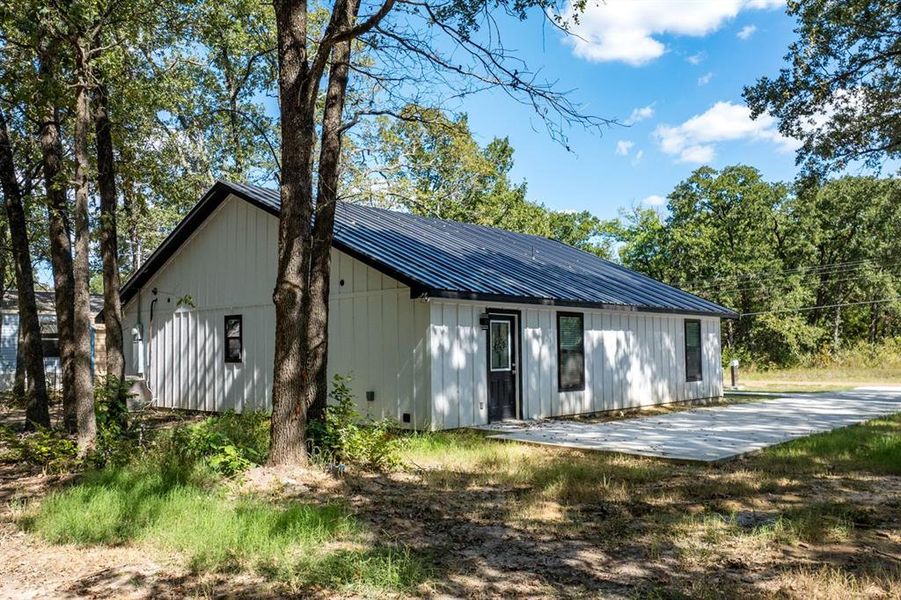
[269,0,317,467]
[306,18,356,423]
[118,144,142,272]
[0,217,7,299]
[71,48,97,452]
[0,109,50,429]
[94,82,125,383]
[38,52,78,431]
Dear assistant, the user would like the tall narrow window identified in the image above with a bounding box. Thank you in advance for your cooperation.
[224,315,243,363]
[557,312,585,392]
[489,320,511,371]
[685,319,702,382]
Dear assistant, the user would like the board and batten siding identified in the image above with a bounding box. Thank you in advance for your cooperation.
[0,312,67,391]
[429,299,723,426]
[122,194,431,428]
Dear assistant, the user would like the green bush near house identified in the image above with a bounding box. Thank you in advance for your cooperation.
[307,374,405,471]
[177,411,271,476]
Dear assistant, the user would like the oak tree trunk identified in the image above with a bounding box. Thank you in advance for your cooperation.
[72,48,97,452]
[38,51,78,431]
[95,82,125,383]
[269,0,381,464]
[269,0,317,466]
[306,17,356,423]
[0,109,50,429]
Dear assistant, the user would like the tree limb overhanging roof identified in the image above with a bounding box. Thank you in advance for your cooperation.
[119,180,737,318]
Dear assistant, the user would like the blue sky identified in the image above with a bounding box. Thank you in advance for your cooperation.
[453,0,800,219]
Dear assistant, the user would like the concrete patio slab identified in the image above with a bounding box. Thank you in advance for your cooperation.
[484,387,901,462]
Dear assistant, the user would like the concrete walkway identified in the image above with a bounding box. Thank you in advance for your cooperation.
[484,387,901,462]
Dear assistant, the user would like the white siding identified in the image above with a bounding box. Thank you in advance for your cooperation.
[0,312,66,392]
[122,195,431,427]
[0,312,18,390]
[430,299,723,426]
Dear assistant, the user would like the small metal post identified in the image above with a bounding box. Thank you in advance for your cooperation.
[730,359,740,388]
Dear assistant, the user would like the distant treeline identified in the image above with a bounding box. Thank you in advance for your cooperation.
[604,166,901,367]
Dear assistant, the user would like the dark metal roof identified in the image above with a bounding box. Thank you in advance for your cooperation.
[119,180,736,318]
[2,290,104,315]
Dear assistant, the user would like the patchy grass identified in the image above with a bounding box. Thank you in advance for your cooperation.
[23,452,428,595]
[7,406,901,598]
[740,365,901,392]
[754,414,901,475]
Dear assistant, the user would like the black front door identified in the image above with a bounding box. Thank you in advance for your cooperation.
[487,315,517,421]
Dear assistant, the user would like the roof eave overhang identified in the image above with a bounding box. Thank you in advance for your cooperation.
[414,288,738,319]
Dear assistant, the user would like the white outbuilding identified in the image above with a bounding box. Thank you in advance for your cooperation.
[120,181,735,430]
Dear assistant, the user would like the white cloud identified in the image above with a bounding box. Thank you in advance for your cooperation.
[643,194,666,206]
[654,101,801,164]
[737,24,757,39]
[565,0,783,65]
[632,149,645,166]
[616,140,635,156]
[698,72,713,86]
[625,104,655,125]
[686,52,706,65]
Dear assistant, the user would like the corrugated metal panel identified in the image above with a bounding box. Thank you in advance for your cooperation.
[120,181,736,318]
[224,181,734,316]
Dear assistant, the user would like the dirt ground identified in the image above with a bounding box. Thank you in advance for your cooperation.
[1,407,899,599]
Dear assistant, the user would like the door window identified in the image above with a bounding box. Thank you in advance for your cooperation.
[489,320,511,371]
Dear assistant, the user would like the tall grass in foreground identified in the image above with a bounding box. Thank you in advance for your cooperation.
[24,454,427,593]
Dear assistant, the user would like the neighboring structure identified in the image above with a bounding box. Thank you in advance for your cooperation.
[120,181,736,430]
[0,291,105,392]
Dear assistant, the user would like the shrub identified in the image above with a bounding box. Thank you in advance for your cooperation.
[0,425,78,473]
[307,375,404,471]
[90,377,143,468]
[176,411,270,476]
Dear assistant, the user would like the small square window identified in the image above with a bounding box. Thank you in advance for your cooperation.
[224,315,242,363]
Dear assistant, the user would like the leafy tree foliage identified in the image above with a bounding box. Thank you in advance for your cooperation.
[744,0,901,173]
[608,166,901,366]
[371,105,611,256]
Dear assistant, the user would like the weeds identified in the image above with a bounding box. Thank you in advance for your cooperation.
[307,375,405,470]
[25,449,427,593]
[0,424,78,473]
[178,411,270,476]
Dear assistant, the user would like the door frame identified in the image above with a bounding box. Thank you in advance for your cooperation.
[485,308,522,421]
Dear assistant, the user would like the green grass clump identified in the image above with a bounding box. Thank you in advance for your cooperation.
[26,452,426,593]
[754,414,901,475]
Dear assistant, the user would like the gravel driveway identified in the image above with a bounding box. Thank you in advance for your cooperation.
[485,386,901,462]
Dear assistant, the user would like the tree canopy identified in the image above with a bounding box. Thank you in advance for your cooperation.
[744,0,901,173]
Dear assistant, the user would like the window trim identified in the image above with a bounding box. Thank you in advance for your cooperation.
[224,314,243,363]
[684,319,703,382]
[556,311,585,392]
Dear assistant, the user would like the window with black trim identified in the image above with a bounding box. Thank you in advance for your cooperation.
[39,315,60,358]
[557,312,585,392]
[224,315,243,363]
[684,319,702,382]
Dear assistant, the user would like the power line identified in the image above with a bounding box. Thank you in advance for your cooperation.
[680,258,881,291]
[689,263,901,297]
[740,298,900,318]
[687,260,892,294]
